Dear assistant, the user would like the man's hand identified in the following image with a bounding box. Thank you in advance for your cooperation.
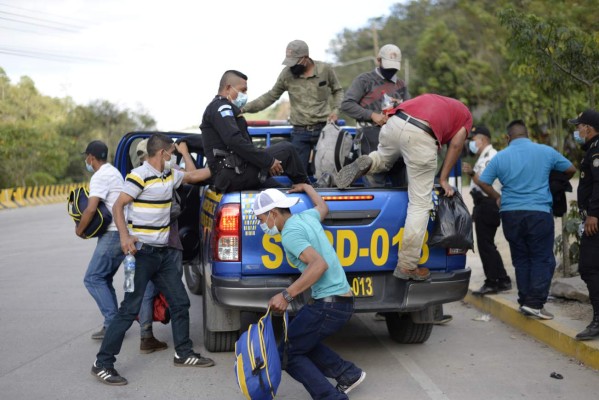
[120,235,139,256]
[75,225,85,238]
[268,293,288,313]
[175,141,189,155]
[371,112,388,126]
[270,159,284,176]
[439,180,455,197]
[288,183,309,194]
[327,113,338,122]
[585,216,598,236]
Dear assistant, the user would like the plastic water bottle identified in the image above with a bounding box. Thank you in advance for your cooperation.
[123,253,136,293]
[381,91,394,115]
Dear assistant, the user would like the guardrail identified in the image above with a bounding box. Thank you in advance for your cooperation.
[0,183,88,210]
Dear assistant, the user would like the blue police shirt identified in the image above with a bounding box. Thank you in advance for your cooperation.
[479,138,572,213]
[281,208,350,299]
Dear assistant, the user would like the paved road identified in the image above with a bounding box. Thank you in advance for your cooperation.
[1,204,598,400]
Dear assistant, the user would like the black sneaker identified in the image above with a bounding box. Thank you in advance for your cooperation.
[91,327,106,340]
[173,352,215,367]
[91,361,127,386]
[336,371,366,394]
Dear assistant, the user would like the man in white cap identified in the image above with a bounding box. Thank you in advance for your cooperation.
[341,43,410,187]
[242,40,344,174]
[253,183,365,399]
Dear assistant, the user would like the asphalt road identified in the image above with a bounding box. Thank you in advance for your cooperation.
[1,203,598,400]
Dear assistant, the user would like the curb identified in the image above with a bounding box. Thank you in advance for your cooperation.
[464,292,599,370]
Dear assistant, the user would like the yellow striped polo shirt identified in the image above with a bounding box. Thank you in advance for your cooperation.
[123,162,184,246]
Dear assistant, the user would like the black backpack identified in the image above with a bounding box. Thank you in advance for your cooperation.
[67,187,113,238]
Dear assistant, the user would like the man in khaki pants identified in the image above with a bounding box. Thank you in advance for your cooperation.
[336,94,472,281]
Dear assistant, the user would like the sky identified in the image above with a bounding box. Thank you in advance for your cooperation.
[1,0,399,130]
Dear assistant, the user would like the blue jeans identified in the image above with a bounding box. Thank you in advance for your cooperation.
[291,128,322,173]
[84,231,124,328]
[284,300,362,400]
[138,248,183,337]
[501,211,556,309]
[96,245,192,368]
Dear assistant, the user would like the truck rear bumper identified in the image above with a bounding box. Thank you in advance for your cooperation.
[211,268,471,313]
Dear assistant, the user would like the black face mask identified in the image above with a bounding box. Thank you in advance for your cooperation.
[290,64,306,76]
[380,67,398,81]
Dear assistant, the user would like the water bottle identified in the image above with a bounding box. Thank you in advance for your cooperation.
[381,91,394,115]
[123,252,136,293]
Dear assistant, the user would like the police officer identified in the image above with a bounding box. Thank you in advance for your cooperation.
[200,70,310,193]
[569,109,599,340]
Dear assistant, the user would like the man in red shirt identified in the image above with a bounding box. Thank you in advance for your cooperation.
[336,94,472,281]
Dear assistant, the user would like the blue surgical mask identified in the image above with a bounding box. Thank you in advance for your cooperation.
[231,86,248,109]
[468,140,479,154]
[85,161,94,173]
[573,130,585,145]
[260,212,280,236]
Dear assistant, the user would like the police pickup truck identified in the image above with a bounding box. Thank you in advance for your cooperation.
[114,123,471,353]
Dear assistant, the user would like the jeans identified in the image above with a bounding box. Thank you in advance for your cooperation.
[284,300,362,400]
[138,249,182,337]
[96,244,193,368]
[291,127,322,174]
[501,211,556,309]
[369,116,437,270]
[84,231,124,328]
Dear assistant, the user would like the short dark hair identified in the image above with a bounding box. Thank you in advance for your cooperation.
[147,133,173,157]
[506,119,528,136]
[218,70,248,91]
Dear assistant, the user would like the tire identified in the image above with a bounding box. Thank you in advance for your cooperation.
[385,312,433,344]
[183,262,203,295]
[202,276,238,352]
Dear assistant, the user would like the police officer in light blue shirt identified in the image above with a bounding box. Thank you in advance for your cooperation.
[253,184,365,399]
[478,120,576,320]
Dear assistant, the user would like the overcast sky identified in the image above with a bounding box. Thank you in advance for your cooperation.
[1,0,398,130]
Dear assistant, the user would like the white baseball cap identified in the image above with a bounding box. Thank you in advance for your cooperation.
[253,189,299,215]
[378,44,402,70]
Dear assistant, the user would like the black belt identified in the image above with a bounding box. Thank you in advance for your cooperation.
[395,112,436,141]
[293,122,326,131]
[312,295,354,304]
[139,243,168,252]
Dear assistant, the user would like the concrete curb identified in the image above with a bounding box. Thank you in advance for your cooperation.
[464,291,599,370]
[0,183,87,210]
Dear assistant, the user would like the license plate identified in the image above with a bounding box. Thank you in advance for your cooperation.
[350,276,374,297]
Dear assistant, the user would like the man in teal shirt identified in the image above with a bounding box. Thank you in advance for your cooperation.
[479,120,575,320]
[253,184,365,399]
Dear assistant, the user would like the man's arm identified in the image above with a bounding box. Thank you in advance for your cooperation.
[327,66,344,121]
[288,183,328,221]
[268,246,328,312]
[438,127,468,197]
[242,71,287,113]
[563,164,576,179]
[112,192,137,255]
[182,167,211,184]
[76,196,100,237]
[175,141,197,172]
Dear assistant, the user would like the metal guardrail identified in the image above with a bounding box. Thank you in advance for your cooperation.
[0,182,88,210]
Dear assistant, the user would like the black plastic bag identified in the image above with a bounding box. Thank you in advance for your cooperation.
[429,191,473,249]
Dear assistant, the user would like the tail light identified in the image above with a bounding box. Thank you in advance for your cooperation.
[214,203,240,261]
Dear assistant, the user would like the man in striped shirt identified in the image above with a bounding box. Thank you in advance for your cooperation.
[92,133,213,386]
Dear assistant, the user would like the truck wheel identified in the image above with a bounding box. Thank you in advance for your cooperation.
[385,312,433,344]
[202,278,238,352]
[183,262,203,295]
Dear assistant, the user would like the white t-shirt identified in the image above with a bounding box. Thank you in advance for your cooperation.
[88,163,124,231]
[471,144,502,196]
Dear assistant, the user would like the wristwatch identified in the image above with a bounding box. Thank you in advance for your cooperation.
[281,289,294,303]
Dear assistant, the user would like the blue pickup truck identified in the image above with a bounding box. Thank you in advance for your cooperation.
[114,124,471,353]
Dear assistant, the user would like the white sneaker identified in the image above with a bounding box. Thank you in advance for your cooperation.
[520,306,554,320]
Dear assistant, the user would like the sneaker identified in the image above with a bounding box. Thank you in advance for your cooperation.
[472,284,499,296]
[337,371,366,395]
[393,266,430,281]
[497,281,512,292]
[520,306,554,320]
[140,336,168,354]
[91,327,106,340]
[334,155,373,189]
[373,313,386,321]
[433,315,453,325]
[174,352,215,367]
[91,361,127,386]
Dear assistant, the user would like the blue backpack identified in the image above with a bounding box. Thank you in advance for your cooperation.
[234,309,288,400]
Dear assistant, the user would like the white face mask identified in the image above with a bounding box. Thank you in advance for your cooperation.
[231,86,248,109]
[259,211,280,236]
[85,160,94,173]
[163,153,173,172]
[468,140,479,154]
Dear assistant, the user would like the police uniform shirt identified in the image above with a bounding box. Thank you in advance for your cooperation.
[578,135,599,218]
[471,144,502,196]
[200,95,274,172]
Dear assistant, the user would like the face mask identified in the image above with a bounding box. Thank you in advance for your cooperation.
[468,140,479,154]
[290,64,306,76]
[260,212,280,236]
[163,153,173,172]
[85,161,94,173]
[573,130,585,145]
[233,91,248,109]
[380,67,398,81]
